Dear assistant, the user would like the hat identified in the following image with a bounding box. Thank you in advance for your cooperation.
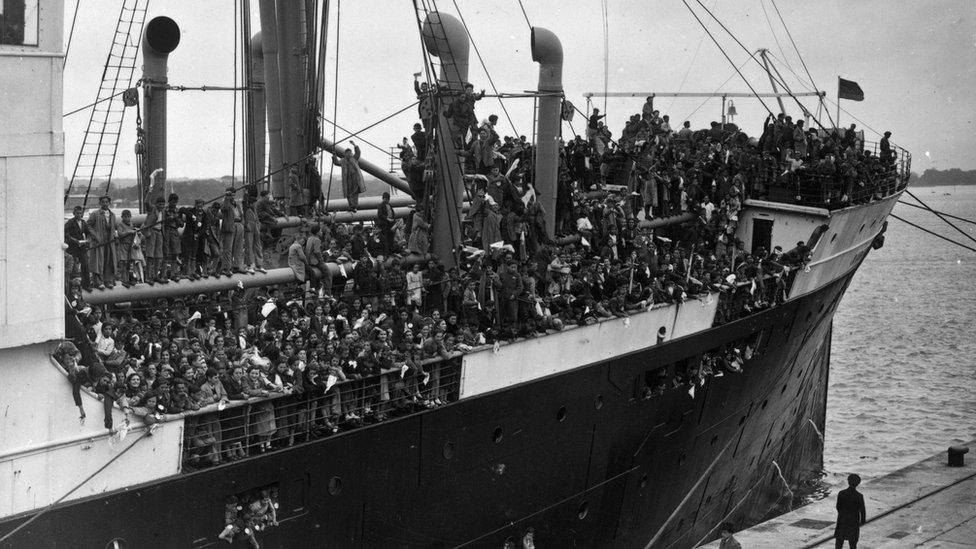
[225,186,235,193]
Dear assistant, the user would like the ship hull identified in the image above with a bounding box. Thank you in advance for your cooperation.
[0,258,855,549]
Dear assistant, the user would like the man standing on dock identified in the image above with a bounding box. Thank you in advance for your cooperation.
[835,473,867,549]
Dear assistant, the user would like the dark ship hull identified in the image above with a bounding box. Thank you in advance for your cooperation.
[0,256,855,548]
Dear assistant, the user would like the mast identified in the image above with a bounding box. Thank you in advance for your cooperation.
[248,32,267,187]
[759,49,786,115]
[257,0,285,196]
[275,0,308,210]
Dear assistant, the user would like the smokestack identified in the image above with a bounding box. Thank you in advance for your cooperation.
[531,27,563,238]
[422,12,470,268]
[249,32,267,186]
[257,0,285,197]
[141,16,181,204]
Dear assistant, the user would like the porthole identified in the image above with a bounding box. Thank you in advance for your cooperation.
[556,406,567,422]
[678,518,685,531]
[328,476,343,495]
[782,383,788,394]
[859,223,865,233]
[443,441,455,460]
[577,501,589,520]
[705,494,712,505]
[678,453,687,466]
[739,415,746,426]
[805,310,813,322]
[830,233,837,243]
[493,427,504,444]
[594,395,604,410]
[818,302,825,313]
[761,399,768,410]
[711,434,719,446]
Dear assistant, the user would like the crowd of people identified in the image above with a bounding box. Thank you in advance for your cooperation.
[60,84,904,468]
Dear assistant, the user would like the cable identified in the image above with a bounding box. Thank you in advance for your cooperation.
[758,0,789,71]
[888,213,976,254]
[601,0,609,113]
[515,0,532,30]
[320,101,420,156]
[896,200,976,226]
[667,0,719,114]
[63,0,81,69]
[903,189,976,247]
[767,0,834,127]
[450,0,520,137]
[63,89,129,118]
[0,430,151,545]
[680,50,758,123]
[680,0,774,116]
[231,0,239,186]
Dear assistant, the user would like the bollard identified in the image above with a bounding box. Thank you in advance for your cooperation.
[947,445,969,467]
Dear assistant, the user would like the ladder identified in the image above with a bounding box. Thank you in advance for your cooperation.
[64,0,149,210]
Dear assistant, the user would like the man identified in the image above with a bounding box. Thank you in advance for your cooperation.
[255,190,281,258]
[203,202,223,276]
[87,195,118,289]
[161,193,183,280]
[835,473,866,549]
[219,187,245,275]
[179,198,206,279]
[287,165,308,216]
[242,192,266,274]
[467,128,496,175]
[718,522,741,549]
[305,224,329,295]
[410,123,428,162]
[143,196,166,283]
[496,259,523,336]
[332,141,364,212]
[376,192,396,255]
[288,233,310,294]
[879,131,892,165]
[64,205,91,289]
[447,83,484,146]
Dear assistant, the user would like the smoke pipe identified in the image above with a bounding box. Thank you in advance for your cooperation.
[141,16,181,205]
[531,27,563,238]
[257,0,285,196]
[422,12,470,269]
[275,0,308,208]
[248,32,267,186]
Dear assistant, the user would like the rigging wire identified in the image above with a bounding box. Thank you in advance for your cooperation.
[679,50,757,123]
[896,200,976,226]
[63,0,81,69]
[63,90,129,118]
[325,0,341,210]
[449,0,520,137]
[903,188,976,247]
[767,0,834,127]
[680,0,774,116]
[601,0,609,113]
[515,0,532,30]
[231,0,239,186]
[758,0,790,71]
[668,0,719,114]
[319,117,396,158]
[889,213,976,254]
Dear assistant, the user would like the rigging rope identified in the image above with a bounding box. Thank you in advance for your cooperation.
[325,0,341,211]
[680,0,774,116]
[63,90,129,118]
[680,50,758,123]
[889,214,976,254]
[903,189,976,247]
[63,0,81,68]
[758,0,790,71]
[514,0,532,30]
[896,200,976,226]
[767,0,834,127]
[668,0,719,114]
[450,0,520,137]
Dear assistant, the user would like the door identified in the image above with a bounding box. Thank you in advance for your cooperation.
[751,218,773,254]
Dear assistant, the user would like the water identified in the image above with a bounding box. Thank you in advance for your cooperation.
[823,184,976,491]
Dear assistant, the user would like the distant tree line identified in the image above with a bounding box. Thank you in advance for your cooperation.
[909,168,976,187]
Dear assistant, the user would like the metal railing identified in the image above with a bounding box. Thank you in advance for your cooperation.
[758,141,910,210]
[182,358,462,469]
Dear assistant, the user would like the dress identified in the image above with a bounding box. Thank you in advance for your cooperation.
[407,213,430,255]
[86,208,118,279]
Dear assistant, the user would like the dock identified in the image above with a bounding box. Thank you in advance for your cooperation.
[701,440,976,548]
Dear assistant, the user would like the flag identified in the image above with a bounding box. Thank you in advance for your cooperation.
[838,77,864,101]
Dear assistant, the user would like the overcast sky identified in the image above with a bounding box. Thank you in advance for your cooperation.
[63,0,976,179]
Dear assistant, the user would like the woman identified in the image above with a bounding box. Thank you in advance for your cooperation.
[241,365,279,453]
[406,210,430,255]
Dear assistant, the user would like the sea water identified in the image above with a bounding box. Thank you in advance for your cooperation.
[825,184,976,490]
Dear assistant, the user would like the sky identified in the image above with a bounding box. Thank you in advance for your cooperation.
[62,0,976,180]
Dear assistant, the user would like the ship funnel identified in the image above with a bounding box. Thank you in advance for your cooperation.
[421,12,469,268]
[141,16,181,204]
[531,27,564,237]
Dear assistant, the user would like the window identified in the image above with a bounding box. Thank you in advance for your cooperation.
[1,1,40,46]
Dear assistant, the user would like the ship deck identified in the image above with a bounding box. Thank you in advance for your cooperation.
[701,439,976,548]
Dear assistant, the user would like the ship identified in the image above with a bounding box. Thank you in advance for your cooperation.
[0,1,910,548]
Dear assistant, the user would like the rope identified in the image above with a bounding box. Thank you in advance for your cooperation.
[768,0,834,127]
[896,200,976,226]
[450,0,520,137]
[680,50,758,123]
[63,0,81,69]
[903,189,976,247]
[888,213,976,254]
[667,0,719,114]
[758,0,790,71]
[326,0,341,211]
[0,430,152,545]
[515,0,532,30]
[680,0,774,116]
[231,0,239,186]
[63,89,129,118]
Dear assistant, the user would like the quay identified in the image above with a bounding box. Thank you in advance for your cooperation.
[701,440,976,548]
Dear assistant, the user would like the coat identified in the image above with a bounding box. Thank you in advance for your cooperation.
[287,242,308,282]
[835,487,866,539]
[220,197,241,233]
[334,145,365,198]
[86,208,118,277]
[64,217,89,256]
[407,213,430,255]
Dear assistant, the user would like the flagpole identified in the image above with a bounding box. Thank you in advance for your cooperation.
[836,76,841,129]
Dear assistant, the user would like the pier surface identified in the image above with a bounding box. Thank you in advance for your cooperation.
[701,440,976,548]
